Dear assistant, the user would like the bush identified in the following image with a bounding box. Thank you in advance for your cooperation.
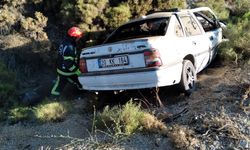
[104,4,131,29]
[95,101,167,136]
[34,100,71,122]
[156,0,187,10]
[0,61,16,107]
[20,12,48,41]
[0,1,24,35]
[0,0,49,42]
[195,0,229,20]
[95,101,144,136]
[218,43,238,62]
[57,0,108,31]
[219,12,250,63]
[230,0,250,16]
[126,0,153,17]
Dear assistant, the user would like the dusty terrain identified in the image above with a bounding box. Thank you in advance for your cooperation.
[0,60,249,150]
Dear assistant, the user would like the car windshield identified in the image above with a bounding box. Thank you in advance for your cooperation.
[104,17,170,44]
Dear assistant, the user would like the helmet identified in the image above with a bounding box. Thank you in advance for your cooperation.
[67,27,83,39]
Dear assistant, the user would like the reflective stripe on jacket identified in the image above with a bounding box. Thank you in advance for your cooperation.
[57,37,80,76]
[57,68,81,76]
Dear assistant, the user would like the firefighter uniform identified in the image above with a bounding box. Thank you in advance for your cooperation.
[51,35,82,97]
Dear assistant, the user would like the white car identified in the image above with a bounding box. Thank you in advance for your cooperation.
[78,7,223,94]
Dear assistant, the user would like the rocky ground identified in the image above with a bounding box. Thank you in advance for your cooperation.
[0,59,249,150]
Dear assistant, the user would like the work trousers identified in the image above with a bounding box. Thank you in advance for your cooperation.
[51,74,82,96]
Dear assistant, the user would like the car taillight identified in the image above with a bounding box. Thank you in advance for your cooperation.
[144,49,162,67]
[79,58,88,73]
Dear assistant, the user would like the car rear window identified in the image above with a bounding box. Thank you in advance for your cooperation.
[104,17,170,44]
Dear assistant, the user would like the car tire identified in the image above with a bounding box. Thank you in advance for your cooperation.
[179,60,197,96]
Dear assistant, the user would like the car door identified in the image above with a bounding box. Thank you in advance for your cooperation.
[179,14,210,73]
[192,9,223,64]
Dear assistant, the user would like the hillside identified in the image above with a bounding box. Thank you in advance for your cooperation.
[0,0,249,149]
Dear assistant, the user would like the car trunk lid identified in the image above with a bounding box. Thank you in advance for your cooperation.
[80,39,156,72]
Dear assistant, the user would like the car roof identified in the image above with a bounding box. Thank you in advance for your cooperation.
[123,7,213,25]
[124,13,172,25]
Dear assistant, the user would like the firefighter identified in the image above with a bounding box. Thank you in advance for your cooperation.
[50,27,83,98]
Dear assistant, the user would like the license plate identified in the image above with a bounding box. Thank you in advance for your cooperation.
[99,55,129,68]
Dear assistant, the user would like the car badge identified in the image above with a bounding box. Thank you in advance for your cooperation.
[108,47,112,52]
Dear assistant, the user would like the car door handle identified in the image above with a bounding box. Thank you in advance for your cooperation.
[210,36,214,41]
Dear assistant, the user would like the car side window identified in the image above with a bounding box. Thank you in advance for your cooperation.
[194,11,218,32]
[180,15,202,36]
[175,19,184,37]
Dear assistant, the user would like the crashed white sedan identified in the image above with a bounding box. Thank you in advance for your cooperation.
[78,7,223,94]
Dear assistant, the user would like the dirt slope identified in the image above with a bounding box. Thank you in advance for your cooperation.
[0,61,249,150]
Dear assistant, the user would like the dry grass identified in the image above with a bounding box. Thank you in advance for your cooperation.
[34,100,71,122]
[92,100,201,150]
[94,99,207,150]
[203,108,248,141]
[93,100,175,149]
[139,112,168,134]
[8,106,32,123]
[168,125,200,150]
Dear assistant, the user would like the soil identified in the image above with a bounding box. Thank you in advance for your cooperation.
[0,60,249,150]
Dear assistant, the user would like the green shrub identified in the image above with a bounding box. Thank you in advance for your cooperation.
[57,0,108,31]
[219,12,250,63]
[104,4,131,29]
[231,0,250,16]
[218,43,238,62]
[95,101,144,136]
[120,101,144,135]
[95,101,166,136]
[0,1,23,35]
[195,0,229,20]
[0,0,49,41]
[34,100,71,122]
[20,12,48,41]
[126,0,153,16]
[156,0,187,10]
[95,105,121,131]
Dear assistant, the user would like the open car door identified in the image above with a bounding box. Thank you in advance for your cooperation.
[191,7,223,64]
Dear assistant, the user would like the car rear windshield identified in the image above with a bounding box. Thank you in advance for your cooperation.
[104,17,170,44]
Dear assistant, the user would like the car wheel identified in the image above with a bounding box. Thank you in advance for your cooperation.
[180,60,197,96]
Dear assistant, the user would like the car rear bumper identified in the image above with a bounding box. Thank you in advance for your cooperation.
[78,63,182,91]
